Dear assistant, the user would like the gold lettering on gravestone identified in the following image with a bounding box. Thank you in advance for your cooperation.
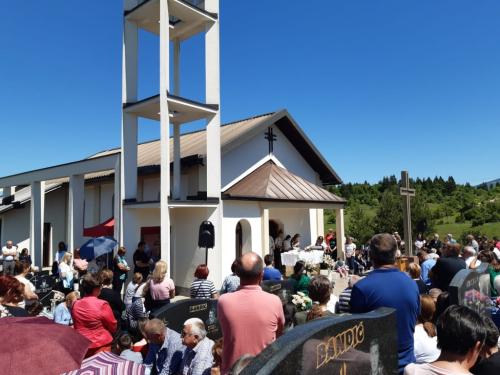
[190,303,208,313]
[340,362,347,375]
[270,284,281,292]
[316,322,365,369]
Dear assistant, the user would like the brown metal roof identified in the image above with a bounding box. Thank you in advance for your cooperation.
[222,161,347,204]
[44,110,342,186]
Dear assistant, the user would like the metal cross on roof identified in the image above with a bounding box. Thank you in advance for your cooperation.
[396,171,416,256]
[264,127,277,155]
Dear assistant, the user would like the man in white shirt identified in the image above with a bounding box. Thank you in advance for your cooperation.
[463,247,480,269]
[2,241,17,275]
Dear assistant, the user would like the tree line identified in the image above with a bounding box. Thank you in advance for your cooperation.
[324,175,500,247]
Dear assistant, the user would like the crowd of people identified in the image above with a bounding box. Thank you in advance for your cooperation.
[1,232,500,375]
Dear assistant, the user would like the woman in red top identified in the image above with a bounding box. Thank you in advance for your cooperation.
[71,273,117,358]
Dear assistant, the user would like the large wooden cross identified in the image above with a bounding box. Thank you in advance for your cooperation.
[264,127,277,155]
[396,171,416,256]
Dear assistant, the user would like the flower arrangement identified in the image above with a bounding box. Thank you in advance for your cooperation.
[322,255,336,270]
[292,292,312,311]
[52,290,65,303]
[463,289,491,315]
[304,260,318,275]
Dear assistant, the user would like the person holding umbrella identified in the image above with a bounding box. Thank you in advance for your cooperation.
[72,273,117,358]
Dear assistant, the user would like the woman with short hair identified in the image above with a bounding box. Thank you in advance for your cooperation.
[414,295,440,364]
[220,260,240,295]
[54,291,80,325]
[294,275,334,325]
[1,274,31,317]
[72,273,117,358]
[98,269,126,353]
[404,305,487,374]
[408,263,427,295]
[288,261,310,295]
[14,260,38,308]
[190,264,218,299]
[149,261,175,311]
[59,252,77,296]
[113,247,130,294]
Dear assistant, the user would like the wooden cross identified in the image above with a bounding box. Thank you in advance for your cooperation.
[396,171,416,256]
[264,127,277,155]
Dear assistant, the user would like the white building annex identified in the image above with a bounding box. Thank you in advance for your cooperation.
[0,0,346,294]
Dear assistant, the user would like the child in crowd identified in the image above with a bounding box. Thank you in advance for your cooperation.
[335,258,348,279]
[118,334,143,364]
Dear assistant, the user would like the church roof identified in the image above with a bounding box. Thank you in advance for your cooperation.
[222,161,346,204]
[48,109,343,186]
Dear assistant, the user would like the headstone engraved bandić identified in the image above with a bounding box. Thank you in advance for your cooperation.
[449,262,492,318]
[154,298,222,341]
[261,279,294,305]
[240,307,398,375]
[31,274,57,308]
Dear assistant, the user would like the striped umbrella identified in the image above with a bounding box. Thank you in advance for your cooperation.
[61,351,145,375]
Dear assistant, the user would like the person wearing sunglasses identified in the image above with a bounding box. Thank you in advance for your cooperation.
[179,318,215,375]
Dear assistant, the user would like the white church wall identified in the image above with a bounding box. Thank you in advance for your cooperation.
[221,125,316,188]
[84,186,94,228]
[99,184,114,222]
[221,201,262,272]
[143,178,160,201]
[1,202,31,251]
[170,207,212,290]
[44,188,67,258]
[269,207,312,247]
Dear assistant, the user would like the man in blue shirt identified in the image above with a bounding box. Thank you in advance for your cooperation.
[350,233,420,374]
[144,319,185,375]
[417,250,436,287]
[262,254,282,281]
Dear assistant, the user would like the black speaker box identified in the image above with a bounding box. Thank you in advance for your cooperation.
[198,221,215,248]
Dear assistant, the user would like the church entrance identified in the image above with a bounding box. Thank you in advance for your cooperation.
[235,220,252,258]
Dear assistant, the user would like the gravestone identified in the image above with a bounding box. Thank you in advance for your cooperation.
[449,262,492,318]
[31,274,58,308]
[154,298,222,341]
[261,279,294,305]
[240,307,398,375]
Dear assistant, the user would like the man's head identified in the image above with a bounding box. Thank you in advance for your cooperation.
[152,245,160,256]
[478,316,500,359]
[417,250,429,263]
[137,241,146,252]
[181,318,207,349]
[370,339,379,373]
[447,234,453,240]
[429,288,442,302]
[369,234,397,268]
[446,242,461,256]
[493,236,499,244]
[466,235,475,243]
[145,319,167,345]
[434,234,439,240]
[348,275,361,289]
[6,241,12,248]
[236,252,263,285]
[462,247,476,259]
[264,254,274,267]
[278,230,283,238]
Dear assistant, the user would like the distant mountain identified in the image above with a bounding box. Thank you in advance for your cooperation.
[474,178,500,189]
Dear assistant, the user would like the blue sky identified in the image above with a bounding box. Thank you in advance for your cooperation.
[0,0,499,185]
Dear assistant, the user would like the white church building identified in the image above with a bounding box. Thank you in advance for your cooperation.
[0,0,346,294]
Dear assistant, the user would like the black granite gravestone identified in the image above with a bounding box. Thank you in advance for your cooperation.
[154,298,222,341]
[31,274,58,308]
[240,307,398,375]
[449,262,492,318]
[261,279,294,305]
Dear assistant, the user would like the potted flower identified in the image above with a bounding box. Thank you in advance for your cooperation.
[323,254,336,279]
[304,260,318,276]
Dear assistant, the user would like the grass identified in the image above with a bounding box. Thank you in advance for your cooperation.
[324,205,500,241]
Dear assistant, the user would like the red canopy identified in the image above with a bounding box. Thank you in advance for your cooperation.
[83,217,114,237]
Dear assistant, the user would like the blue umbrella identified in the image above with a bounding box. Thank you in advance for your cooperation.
[78,236,118,260]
